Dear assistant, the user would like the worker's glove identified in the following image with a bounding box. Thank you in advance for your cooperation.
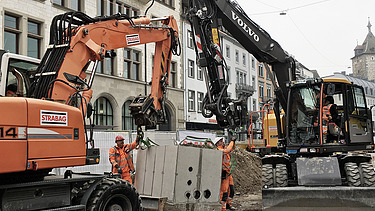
[231,135,237,142]
[117,168,123,174]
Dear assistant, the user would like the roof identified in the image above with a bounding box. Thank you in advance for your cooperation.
[354,19,375,57]
[323,72,375,95]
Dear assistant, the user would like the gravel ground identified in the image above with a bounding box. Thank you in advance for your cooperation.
[230,147,262,211]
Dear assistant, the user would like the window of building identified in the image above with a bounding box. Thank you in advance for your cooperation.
[53,0,82,11]
[4,13,44,57]
[27,20,42,58]
[236,70,246,84]
[188,30,193,49]
[4,14,20,54]
[251,57,255,69]
[365,87,368,94]
[227,67,231,83]
[197,67,203,80]
[169,61,177,88]
[226,45,230,58]
[242,53,246,66]
[267,83,272,97]
[259,63,264,77]
[197,92,204,113]
[124,48,141,80]
[259,81,264,98]
[98,0,138,16]
[94,97,113,126]
[156,0,175,8]
[188,90,195,111]
[122,100,136,130]
[188,59,195,78]
[235,50,239,63]
[96,56,114,76]
[371,88,373,95]
[266,68,272,80]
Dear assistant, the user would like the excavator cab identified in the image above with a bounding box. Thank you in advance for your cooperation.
[0,51,39,97]
[286,78,373,153]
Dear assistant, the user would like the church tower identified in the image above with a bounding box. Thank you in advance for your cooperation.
[352,18,375,80]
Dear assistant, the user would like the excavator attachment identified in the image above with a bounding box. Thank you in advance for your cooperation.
[296,157,341,186]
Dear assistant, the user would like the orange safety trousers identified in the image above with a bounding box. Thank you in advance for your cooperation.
[220,176,230,211]
[227,174,234,207]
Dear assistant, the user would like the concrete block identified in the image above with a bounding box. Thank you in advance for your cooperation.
[152,146,166,197]
[161,146,178,201]
[144,147,157,195]
[135,149,147,194]
[175,146,200,203]
[200,148,222,203]
[136,145,222,204]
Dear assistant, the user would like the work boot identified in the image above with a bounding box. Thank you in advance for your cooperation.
[226,204,236,210]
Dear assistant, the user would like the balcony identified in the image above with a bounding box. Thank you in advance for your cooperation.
[235,83,255,97]
[139,0,151,3]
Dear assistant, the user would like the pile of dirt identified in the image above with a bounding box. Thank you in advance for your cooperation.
[231,147,262,194]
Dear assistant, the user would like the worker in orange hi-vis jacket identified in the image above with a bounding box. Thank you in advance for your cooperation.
[109,135,138,183]
[215,135,236,211]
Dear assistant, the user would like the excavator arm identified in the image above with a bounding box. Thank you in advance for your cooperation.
[188,0,296,128]
[30,12,179,126]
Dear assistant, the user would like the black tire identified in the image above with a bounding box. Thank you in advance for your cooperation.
[344,162,361,187]
[359,162,375,187]
[275,164,288,187]
[87,178,141,211]
[262,164,274,188]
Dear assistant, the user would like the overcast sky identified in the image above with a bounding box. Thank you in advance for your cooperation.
[235,0,375,77]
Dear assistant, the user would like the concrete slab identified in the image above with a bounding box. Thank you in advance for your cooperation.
[136,145,222,204]
[263,186,375,209]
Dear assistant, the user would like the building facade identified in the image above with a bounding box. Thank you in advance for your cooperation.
[1,0,185,131]
[352,19,375,80]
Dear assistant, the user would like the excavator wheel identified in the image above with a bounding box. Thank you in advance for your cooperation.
[359,162,375,187]
[87,177,141,211]
[344,162,361,187]
[275,164,288,187]
[262,164,274,188]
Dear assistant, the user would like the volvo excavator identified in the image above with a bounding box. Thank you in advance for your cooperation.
[0,11,180,210]
[187,0,375,208]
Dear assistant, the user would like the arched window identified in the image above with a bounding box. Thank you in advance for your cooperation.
[122,100,136,130]
[158,107,171,131]
[94,97,113,126]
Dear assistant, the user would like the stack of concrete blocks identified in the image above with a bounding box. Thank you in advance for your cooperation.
[135,145,222,209]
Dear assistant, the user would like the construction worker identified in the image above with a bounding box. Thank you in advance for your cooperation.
[215,136,236,211]
[5,84,17,97]
[322,95,339,142]
[109,135,138,183]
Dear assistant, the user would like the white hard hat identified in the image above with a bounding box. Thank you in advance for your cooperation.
[214,137,224,145]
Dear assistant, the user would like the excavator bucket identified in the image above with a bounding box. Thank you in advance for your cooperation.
[296,157,341,186]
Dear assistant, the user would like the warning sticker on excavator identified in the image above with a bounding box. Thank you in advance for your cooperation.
[126,34,140,45]
[40,110,68,126]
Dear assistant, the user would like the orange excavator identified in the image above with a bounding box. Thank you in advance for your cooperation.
[0,12,179,210]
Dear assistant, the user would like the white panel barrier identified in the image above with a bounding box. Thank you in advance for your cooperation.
[53,131,131,175]
[135,145,221,204]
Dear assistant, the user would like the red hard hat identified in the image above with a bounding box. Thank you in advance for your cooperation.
[115,135,125,142]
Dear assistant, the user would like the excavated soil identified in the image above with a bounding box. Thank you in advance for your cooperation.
[231,147,262,210]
